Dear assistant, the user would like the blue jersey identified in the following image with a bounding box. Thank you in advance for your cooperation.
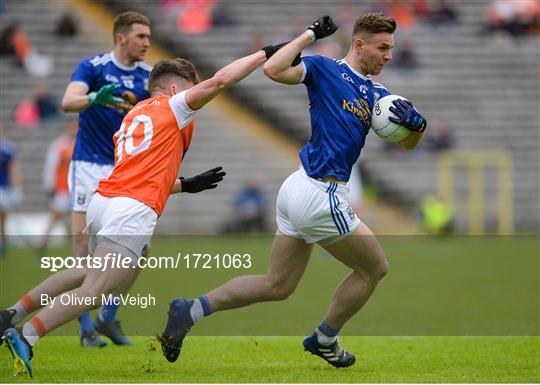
[300,56,391,181]
[0,139,15,188]
[71,52,151,165]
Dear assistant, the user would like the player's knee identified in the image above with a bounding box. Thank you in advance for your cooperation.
[266,278,295,301]
[377,257,390,280]
[78,285,104,303]
[269,288,293,301]
[81,278,115,299]
[368,248,388,281]
[355,255,388,283]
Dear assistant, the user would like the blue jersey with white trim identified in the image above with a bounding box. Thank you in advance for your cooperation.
[71,52,151,165]
[0,139,15,188]
[300,55,391,181]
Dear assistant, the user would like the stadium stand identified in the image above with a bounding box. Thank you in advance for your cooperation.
[113,0,539,232]
[1,0,538,233]
[0,0,297,233]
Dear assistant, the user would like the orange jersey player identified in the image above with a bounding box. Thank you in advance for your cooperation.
[38,120,77,254]
[0,43,279,377]
[96,90,196,216]
[43,121,77,213]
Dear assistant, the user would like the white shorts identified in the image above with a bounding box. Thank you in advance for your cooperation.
[276,167,361,245]
[68,160,114,212]
[50,192,71,213]
[86,193,158,260]
[0,188,23,211]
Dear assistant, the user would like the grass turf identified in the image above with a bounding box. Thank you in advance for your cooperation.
[0,336,538,383]
[1,236,538,382]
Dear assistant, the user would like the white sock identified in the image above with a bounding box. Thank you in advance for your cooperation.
[189,299,205,324]
[22,323,40,346]
[8,302,28,324]
[315,328,338,346]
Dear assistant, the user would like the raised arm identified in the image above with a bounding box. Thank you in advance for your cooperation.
[263,15,339,85]
[185,51,267,111]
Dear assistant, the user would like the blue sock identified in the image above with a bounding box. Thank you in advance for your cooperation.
[315,320,340,346]
[199,295,212,316]
[78,312,94,333]
[98,303,120,322]
[317,320,339,337]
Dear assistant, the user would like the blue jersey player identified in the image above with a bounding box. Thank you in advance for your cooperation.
[60,11,151,347]
[160,14,427,367]
[0,123,23,258]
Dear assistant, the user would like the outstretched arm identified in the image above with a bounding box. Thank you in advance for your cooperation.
[185,51,267,111]
[263,15,339,85]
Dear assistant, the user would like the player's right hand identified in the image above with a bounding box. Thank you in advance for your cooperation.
[307,15,339,41]
[88,84,124,106]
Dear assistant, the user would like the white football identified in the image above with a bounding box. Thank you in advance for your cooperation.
[371,94,412,143]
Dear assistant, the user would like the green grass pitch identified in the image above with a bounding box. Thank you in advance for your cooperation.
[0,235,538,382]
[1,336,538,382]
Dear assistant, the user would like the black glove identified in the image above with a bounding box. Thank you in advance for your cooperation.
[179,167,226,193]
[307,15,339,41]
[389,99,427,133]
[262,42,302,66]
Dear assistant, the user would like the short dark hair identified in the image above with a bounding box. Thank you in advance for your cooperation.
[113,11,150,36]
[352,12,396,37]
[148,58,199,91]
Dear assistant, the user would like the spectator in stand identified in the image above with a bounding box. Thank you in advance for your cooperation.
[211,1,235,27]
[14,96,39,130]
[392,36,418,70]
[0,22,52,77]
[14,81,58,130]
[177,0,215,34]
[420,194,454,235]
[0,23,29,66]
[55,11,79,38]
[222,177,268,233]
[483,0,540,38]
[426,117,456,152]
[0,122,23,257]
[428,0,459,27]
[380,0,416,31]
[33,81,59,122]
[38,120,77,253]
[413,0,431,19]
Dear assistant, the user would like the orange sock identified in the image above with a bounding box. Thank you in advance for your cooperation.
[20,295,38,313]
[28,317,47,338]
[10,294,39,324]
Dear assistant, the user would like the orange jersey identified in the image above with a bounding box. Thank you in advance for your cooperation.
[97,92,196,216]
[43,134,74,194]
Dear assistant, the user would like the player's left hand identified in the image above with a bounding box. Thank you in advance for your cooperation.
[180,167,226,193]
[389,99,427,133]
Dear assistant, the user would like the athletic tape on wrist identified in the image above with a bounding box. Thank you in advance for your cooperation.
[305,29,316,42]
